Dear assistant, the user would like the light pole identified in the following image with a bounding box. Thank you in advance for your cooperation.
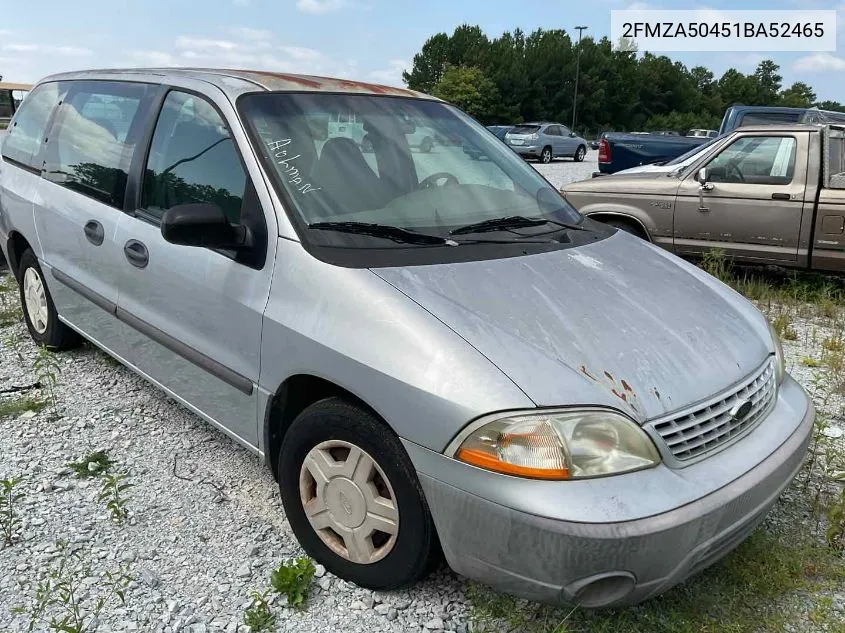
[571,25,588,132]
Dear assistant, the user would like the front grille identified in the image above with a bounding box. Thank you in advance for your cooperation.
[649,358,776,464]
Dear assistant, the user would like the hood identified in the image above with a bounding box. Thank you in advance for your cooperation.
[563,171,682,197]
[372,233,771,423]
[616,163,677,175]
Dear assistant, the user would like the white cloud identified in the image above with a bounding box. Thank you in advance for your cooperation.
[626,1,652,9]
[231,27,273,41]
[129,50,178,66]
[296,0,348,14]
[175,36,239,52]
[53,46,92,57]
[2,43,38,52]
[279,45,323,61]
[793,52,845,72]
[368,59,407,86]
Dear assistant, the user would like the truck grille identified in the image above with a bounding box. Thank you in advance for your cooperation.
[649,358,777,464]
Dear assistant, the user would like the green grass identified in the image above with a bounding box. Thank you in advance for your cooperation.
[0,304,22,328]
[0,395,45,418]
[469,530,845,633]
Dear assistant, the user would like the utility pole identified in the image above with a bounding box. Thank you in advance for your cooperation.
[571,25,588,132]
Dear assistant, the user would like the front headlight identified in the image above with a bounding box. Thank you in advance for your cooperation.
[447,409,661,480]
[769,322,786,384]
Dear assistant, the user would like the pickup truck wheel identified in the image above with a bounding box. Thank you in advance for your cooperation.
[574,145,586,162]
[540,146,553,163]
[603,218,647,240]
[279,397,440,590]
[18,249,80,349]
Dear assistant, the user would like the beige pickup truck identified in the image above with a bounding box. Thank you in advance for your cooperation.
[561,123,845,273]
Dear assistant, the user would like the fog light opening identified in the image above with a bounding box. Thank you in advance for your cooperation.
[567,572,637,608]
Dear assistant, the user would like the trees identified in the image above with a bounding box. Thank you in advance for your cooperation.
[404,26,830,134]
[431,66,499,121]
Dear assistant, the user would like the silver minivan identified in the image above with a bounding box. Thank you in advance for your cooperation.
[0,68,813,608]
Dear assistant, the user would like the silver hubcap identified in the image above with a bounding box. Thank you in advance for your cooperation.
[543,150,551,162]
[23,267,49,334]
[577,148,585,160]
[300,440,399,564]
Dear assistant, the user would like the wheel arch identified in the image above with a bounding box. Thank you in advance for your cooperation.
[584,211,652,241]
[6,230,33,280]
[262,373,383,481]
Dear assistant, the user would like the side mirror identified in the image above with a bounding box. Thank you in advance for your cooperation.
[569,131,576,137]
[696,167,708,184]
[161,203,252,249]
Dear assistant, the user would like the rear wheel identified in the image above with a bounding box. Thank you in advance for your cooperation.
[278,397,439,589]
[574,145,586,162]
[18,249,80,349]
[540,146,553,164]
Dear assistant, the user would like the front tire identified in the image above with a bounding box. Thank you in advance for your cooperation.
[540,146,553,164]
[278,398,439,590]
[603,218,647,240]
[18,249,79,349]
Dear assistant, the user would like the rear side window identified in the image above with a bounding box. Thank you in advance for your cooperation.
[0,90,12,119]
[44,81,155,207]
[141,91,246,223]
[1,82,64,170]
[738,112,801,127]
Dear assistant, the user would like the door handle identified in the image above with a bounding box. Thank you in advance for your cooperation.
[123,239,149,269]
[772,193,791,200]
[83,220,104,246]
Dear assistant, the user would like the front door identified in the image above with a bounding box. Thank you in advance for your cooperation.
[113,87,276,447]
[559,125,578,156]
[673,132,809,264]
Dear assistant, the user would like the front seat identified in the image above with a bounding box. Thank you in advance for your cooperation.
[312,137,386,216]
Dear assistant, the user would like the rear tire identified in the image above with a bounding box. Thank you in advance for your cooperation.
[574,145,586,162]
[278,397,440,590]
[18,249,80,349]
[540,146,553,164]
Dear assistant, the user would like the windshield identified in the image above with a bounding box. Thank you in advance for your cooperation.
[238,93,582,249]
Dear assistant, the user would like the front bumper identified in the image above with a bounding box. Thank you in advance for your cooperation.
[406,376,813,607]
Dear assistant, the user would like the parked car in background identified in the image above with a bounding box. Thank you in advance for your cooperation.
[687,128,718,138]
[718,104,845,135]
[0,82,32,128]
[597,132,708,174]
[563,123,845,273]
[486,125,512,140]
[505,122,588,163]
[0,67,812,609]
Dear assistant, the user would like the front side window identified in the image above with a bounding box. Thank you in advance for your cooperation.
[1,82,64,170]
[239,93,582,250]
[142,91,246,223]
[706,136,797,185]
[45,81,154,207]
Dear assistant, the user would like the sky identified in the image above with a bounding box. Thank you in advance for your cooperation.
[2,0,845,101]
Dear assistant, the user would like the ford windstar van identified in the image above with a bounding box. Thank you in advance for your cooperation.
[0,68,812,608]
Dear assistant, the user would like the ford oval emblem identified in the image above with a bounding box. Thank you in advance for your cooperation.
[729,399,753,421]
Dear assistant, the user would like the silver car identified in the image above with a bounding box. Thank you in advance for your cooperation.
[0,68,812,608]
[505,122,589,163]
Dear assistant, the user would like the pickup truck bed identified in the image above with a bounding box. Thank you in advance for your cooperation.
[598,133,708,174]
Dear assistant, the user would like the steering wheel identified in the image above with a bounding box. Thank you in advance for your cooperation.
[420,172,460,189]
[726,162,745,183]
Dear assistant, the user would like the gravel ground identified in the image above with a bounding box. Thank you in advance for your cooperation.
[1,207,844,632]
[532,150,598,189]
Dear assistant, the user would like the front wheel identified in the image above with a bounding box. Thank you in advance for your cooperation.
[574,145,586,162]
[18,249,80,349]
[278,398,439,589]
[540,146,553,164]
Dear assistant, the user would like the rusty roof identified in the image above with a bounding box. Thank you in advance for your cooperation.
[36,67,434,100]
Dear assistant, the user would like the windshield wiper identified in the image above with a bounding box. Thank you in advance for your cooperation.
[309,221,457,246]
[449,215,586,236]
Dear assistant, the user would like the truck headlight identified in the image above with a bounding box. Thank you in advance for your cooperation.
[447,409,661,480]
[769,322,786,384]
